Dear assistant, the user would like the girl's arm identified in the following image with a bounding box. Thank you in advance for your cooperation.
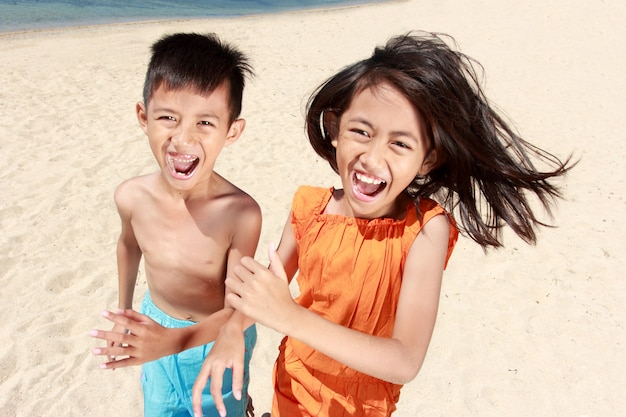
[227,214,450,384]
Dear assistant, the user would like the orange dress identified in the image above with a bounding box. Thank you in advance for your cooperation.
[271,186,458,416]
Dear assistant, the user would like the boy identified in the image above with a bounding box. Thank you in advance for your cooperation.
[93,32,260,417]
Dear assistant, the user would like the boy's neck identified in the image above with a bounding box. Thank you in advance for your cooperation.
[157,170,224,202]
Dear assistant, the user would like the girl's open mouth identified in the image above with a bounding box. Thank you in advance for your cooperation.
[353,171,387,198]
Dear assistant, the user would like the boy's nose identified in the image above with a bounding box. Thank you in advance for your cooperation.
[171,126,195,147]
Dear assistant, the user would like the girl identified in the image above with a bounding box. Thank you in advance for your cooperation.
[194,31,573,416]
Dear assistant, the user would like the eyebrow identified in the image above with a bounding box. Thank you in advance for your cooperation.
[197,113,221,121]
[152,107,221,121]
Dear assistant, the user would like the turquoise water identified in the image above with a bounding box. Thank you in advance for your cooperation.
[0,0,381,33]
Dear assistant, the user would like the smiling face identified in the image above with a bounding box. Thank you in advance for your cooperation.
[137,82,244,195]
[330,83,435,219]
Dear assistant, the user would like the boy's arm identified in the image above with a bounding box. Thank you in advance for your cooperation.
[197,196,262,412]
[116,219,141,311]
[110,184,142,354]
[222,194,262,318]
[91,194,262,368]
[193,216,298,417]
[91,307,234,368]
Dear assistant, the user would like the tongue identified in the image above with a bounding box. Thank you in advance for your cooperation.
[356,180,382,196]
[173,158,195,174]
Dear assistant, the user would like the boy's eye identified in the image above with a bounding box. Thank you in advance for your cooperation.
[158,115,176,122]
[392,141,410,149]
[199,120,215,127]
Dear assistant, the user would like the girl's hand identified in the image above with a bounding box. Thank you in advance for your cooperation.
[192,321,245,417]
[90,309,178,369]
[225,244,298,334]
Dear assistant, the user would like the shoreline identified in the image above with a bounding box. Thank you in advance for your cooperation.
[0,0,398,37]
[1,0,624,415]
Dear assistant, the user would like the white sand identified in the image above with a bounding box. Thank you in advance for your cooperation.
[1,0,624,415]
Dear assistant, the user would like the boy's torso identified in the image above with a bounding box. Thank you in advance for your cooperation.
[124,172,251,321]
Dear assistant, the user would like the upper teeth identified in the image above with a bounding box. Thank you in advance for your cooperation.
[170,155,197,162]
[356,172,384,185]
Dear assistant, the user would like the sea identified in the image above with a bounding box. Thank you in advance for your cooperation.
[0,0,381,33]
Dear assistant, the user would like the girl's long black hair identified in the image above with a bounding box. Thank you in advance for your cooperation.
[306,32,575,248]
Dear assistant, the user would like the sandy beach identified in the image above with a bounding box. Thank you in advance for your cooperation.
[1,0,625,415]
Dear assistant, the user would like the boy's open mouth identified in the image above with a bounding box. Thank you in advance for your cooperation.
[353,171,387,197]
[167,153,199,178]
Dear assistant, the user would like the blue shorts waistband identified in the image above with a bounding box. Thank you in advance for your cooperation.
[140,291,197,329]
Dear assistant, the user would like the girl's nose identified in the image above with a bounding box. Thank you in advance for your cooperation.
[360,140,385,168]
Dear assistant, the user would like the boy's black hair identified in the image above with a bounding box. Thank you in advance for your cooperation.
[143,32,253,123]
[306,31,575,248]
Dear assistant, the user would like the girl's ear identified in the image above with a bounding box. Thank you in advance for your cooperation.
[225,118,245,147]
[136,102,148,135]
[419,149,439,175]
[323,111,339,148]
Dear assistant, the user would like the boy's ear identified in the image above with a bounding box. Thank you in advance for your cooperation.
[225,118,245,146]
[418,149,438,175]
[323,111,340,148]
[136,102,148,134]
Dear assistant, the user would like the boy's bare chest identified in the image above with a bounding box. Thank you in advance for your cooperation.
[133,204,231,277]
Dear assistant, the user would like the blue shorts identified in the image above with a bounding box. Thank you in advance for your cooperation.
[140,293,257,417]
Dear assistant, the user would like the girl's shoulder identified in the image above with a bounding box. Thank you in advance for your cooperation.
[292,185,333,215]
[412,197,458,235]
[412,197,459,268]
[414,197,448,224]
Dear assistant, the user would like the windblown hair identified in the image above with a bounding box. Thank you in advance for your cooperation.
[142,32,253,123]
[306,31,574,248]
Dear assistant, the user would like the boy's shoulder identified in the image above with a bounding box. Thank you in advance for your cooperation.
[113,173,158,207]
[115,173,156,193]
[210,175,261,234]
[216,174,260,214]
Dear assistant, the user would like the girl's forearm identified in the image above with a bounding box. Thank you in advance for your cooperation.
[284,306,424,384]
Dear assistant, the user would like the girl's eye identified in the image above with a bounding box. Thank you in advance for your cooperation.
[350,129,369,137]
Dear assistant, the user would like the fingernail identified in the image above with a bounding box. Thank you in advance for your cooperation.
[92,348,101,355]
[89,330,98,336]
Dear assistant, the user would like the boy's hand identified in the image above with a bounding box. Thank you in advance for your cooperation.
[192,320,246,417]
[107,322,128,362]
[90,309,177,369]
